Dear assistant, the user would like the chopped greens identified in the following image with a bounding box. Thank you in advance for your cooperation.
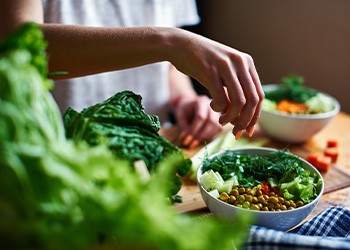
[201,150,322,204]
[264,75,317,103]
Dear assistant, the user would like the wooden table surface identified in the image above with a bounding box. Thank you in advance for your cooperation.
[160,112,350,220]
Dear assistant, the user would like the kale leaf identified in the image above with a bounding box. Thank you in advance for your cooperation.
[63,90,191,195]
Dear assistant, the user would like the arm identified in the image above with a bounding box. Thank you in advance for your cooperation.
[0,0,264,139]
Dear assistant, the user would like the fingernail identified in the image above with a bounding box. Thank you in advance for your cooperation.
[183,134,193,146]
[235,130,244,140]
[247,126,256,137]
[189,139,200,149]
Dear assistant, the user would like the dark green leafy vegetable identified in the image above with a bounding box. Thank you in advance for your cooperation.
[63,90,191,196]
[202,150,322,203]
[265,75,317,103]
[0,23,251,249]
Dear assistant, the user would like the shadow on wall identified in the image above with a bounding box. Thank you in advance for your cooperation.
[192,0,350,113]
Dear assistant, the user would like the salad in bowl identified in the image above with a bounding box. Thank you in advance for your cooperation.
[259,75,340,143]
[197,147,324,230]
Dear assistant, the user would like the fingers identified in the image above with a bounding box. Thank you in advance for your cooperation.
[217,54,263,139]
[175,96,222,148]
[246,66,265,132]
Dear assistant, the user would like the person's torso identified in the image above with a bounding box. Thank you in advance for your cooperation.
[43,0,199,123]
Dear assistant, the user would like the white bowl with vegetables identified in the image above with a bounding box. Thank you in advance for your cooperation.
[197,147,324,231]
[259,76,340,143]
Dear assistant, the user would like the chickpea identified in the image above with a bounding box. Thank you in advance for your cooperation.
[245,195,253,203]
[237,195,245,203]
[258,195,265,203]
[238,187,246,194]
[296,200,304,207]
[228,195,237,204]
[236,204,243,208]
[284,200,291,207]
[289,201,296,208]
[278,197,285,204]
[262,206,269,211]
[280,205,287,211]
[248,187,257,196]
[219,192,229,201]
[267,202,275,209]
[250,204,260,210]
[242,201,250,209]
[268,196,279,205]
[269,191,276,196]
[257,203,263,209]
[252,196,259,204]
[256,190,263,197]
[230,189,239,197]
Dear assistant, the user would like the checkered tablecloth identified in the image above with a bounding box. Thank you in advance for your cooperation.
[243,206,350,250]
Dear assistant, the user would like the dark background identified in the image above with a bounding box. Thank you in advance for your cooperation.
[184,0,350,113]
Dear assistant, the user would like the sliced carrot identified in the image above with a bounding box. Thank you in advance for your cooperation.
[276,100,308,114]
[324,147,339,163]
[260,181,270,195]
[314,155,332,172]
[327,139,338,148]
[306,153,319,166]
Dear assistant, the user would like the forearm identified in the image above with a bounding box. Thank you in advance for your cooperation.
[41,24,174,79]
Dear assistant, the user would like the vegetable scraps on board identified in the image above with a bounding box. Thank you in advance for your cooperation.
[0,23,251,249]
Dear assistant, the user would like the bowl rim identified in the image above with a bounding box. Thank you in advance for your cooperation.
[196,146,325,214]
[262,84,341,119]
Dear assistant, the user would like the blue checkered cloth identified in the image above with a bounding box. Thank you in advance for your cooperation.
[243,206,350,250]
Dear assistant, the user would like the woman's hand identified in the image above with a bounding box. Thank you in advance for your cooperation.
[172,94,222,148]
[165,28,264,139]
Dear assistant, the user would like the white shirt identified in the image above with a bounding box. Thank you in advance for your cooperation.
[42,0,200,123]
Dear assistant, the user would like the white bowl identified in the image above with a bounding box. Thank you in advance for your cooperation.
[259,84,340,143]
[196,147,324,231]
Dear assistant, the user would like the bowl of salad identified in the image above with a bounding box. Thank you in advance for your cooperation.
[259,75,340,143]
[197,147,324,231]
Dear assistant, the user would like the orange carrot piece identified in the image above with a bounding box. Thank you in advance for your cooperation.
[307,153,319,166]
[314,155,332,172]
[327,139,338,148]
[324,147,339,163]
[276,100,308,114]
